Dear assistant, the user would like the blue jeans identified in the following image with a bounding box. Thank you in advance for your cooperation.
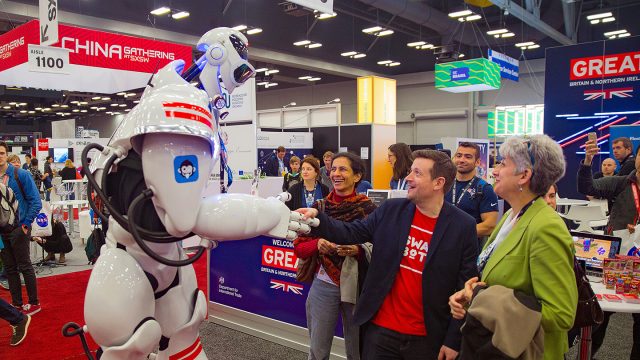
[306,277,360,360]
[0,298,24,325]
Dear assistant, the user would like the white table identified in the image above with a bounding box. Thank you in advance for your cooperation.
[576,281,640,360]
[62,179,88,200]
[50,200,89,234]
[592,281,640,313]
[557,198,590,206]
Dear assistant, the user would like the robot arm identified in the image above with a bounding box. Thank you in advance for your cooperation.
[192,193,318,241]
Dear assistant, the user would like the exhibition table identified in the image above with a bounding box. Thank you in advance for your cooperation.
[556,199,590,206]
[50,200,89,234]
[575,281,640,360]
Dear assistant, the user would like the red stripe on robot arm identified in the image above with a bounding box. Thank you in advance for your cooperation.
[162,102,212,118]
[164,110,213,129]
[169,337,202,360]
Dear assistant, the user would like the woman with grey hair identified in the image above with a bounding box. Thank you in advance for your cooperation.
[449,135,577,359]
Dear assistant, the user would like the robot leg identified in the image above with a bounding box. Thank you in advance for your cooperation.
[154,261,208,360]
[84,247,162,359]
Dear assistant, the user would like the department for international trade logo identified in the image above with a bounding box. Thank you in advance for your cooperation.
[270,279,303,295]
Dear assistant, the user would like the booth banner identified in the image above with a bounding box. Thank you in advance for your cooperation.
[435,58,501,93]
[257,131,313,174]
[441,137,490,179]
[544,36,640,198]
[219,123,258,177]
[38,138,110,168]
[0,20,192,93]
[220,78,256,124]
[488,49,519,82]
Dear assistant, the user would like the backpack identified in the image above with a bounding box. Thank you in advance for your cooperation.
[0,182,19,234]
[0,168,25,235]
[85,227,106,264]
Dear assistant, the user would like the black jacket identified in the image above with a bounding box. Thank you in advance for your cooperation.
[264,154,291,177]
[285,181,330,211]
[312,199,479,352]
[618,154,636,176]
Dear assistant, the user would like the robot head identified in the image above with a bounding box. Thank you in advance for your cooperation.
[197,28,255,98]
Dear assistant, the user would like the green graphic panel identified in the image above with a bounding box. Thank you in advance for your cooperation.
[435,58,501,91]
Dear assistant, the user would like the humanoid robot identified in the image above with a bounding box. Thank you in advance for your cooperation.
[63,28,316,360]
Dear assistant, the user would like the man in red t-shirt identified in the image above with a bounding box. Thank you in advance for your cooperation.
[300,150,479,360]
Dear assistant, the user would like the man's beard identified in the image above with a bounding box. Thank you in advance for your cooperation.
[457,166,475,175]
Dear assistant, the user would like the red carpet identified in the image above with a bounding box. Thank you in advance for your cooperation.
[0,253,208,359]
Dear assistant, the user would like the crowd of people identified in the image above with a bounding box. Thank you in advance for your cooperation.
[289,134,638,360]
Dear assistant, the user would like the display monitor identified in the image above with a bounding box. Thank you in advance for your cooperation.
[571,231,621,272]
[48,148,74,163]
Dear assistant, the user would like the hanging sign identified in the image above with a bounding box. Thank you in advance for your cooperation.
[488,49,519,82]
[39,0,59,46]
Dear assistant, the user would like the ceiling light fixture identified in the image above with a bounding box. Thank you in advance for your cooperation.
[448,9,473,18]
[52,104,60,107]
[232,25,248,31]
[407,41,434,50]
[293,40,322,48]
[314,10,336,20]
[171,11,189,20]
[341,51,366,59]
[101,97,110,101]
[150,6,171,16]
[377,60,400,67]
[298,75,312,80]
[255,68,268,73]
[605,29,630,39]
[246,27,263,35]
[91,96,101,100]
[326,98,340,104]
[264,83,278,88]
[308,77,321,81]
[515,41,540,50]
[19,110,27,114]
[282,102,297,108]
[587,12,615,24]
[362,26,394,37]
[28,110,35,114]
[265,69,279,75]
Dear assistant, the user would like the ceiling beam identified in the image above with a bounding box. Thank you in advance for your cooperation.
[0,0,381,79]
[489,0,576,45]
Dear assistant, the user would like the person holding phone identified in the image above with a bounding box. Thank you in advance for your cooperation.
[294,152,376,360]
[578,137,640,358]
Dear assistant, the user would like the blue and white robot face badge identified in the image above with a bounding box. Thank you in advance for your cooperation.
[174,155,199,183]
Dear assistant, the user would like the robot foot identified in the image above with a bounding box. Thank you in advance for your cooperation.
[98,318,162,360]
[157,289,208,360]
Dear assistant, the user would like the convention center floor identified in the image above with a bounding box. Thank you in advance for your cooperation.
[3,229,634,359]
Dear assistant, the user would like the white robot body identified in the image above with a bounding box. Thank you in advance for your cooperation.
[77,28,316,360]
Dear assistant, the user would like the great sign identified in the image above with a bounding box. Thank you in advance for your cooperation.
[570,51,640,80]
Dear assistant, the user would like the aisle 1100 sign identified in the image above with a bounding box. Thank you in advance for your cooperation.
[28,44,70,74]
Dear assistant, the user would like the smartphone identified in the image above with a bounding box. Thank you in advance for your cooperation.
[588,132,597,142]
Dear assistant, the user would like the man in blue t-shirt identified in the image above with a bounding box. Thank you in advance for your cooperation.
[445,142,499,240]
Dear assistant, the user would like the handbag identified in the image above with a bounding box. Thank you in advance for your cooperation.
[31,202,53,237]
[571,257,604,328]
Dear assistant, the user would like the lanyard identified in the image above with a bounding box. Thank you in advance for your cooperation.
[477,197,537,274]
[632,182,640,225]
[397,177,407,190]
[451,177,478,206]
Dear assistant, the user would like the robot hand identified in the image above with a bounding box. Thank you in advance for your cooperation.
[192,192,318,242]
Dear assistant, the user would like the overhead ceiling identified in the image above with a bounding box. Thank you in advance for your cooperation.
[0,0,639,120]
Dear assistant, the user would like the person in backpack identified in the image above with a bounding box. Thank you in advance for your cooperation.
[33,218,72,264]
[0,141,43,316]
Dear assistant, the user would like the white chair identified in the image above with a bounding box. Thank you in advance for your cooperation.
[560,205,608,234]
[52,177,74,201]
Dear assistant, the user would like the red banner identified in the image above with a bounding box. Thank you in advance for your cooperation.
[0,20,191,74]
[261,245,299,272]
[37,138,49,152]
[570,51,640,80]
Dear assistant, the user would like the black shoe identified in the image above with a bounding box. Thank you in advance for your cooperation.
[10,315,31,346]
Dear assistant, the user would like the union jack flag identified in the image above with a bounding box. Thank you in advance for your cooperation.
[583,88,633,100]
[270,279,304,295]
